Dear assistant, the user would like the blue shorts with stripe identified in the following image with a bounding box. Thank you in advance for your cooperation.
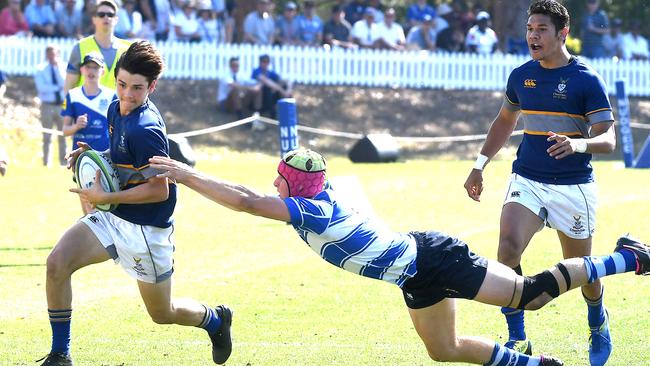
[401,231,488,309]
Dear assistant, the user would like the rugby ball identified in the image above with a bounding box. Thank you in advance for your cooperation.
[74,150,120,212]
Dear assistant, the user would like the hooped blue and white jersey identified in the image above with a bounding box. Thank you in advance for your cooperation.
[61,85,116,151]
[504,57,614,185]
[284,189,417,287]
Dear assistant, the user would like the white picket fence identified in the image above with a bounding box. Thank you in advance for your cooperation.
[2,35,649,96]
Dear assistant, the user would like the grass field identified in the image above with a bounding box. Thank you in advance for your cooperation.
[1,130,649,365]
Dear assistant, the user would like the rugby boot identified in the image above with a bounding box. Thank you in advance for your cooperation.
[504,339,532,355]
[540,355,564,366]
[615,234,650,275]
[209,305,233,364]
[588,309,612,366]
[37,352,73,366]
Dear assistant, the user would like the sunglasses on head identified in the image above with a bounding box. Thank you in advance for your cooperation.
[95,11,116,18]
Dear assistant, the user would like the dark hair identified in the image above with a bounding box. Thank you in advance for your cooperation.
[114,40,164,85]
[331,5,342,13]
[259,54,270,62]
[528,0,570,33]
[229,56,239,64]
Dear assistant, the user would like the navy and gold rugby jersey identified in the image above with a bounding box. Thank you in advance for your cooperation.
[107,99,176,228]
[504,57,613,184]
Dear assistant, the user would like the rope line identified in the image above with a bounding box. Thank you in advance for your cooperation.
[3,117,650,143]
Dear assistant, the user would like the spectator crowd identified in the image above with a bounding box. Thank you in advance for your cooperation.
[1,0,647,60]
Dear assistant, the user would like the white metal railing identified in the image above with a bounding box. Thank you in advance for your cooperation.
[2,35,649,96]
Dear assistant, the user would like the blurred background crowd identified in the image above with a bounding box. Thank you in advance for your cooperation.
[1,0,648,60]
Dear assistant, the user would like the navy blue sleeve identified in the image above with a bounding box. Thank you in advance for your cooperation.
[504,69,520,110]
[128,124,168,179]
[583,72,614,126]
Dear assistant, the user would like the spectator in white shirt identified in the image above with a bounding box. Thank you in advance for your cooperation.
[115,0,143,39]
[375,8,405,50]
[173,0,201,42]
[621,21,649,61]
[34,45,66,166]
[218,57,261,119]
[351,8,380,48]
[465,11,497,54]
[196,0,225,42]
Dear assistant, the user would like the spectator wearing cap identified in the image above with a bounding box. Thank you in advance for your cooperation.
[296,0,323,47]
[0,0,30,36]
[406,0,436,30]
[602,18,624,59]
[322,5,356,49]
[64,0,131,93]
[406,13,436,51]
[55,0,83,38]
[580,0,609,59]
[217,57,261,120]
[197,1,225,42]
[366,0,384,24]
[34,45,66,166]
[24,0,56,37]
[434,2,452,33]
[465,11,497,54]
[343,0,365,28]
[621,20,649,61]
[351,7,380,48]
[243,0,275,45]
[375,8,405,51]
[252,54,292,119]
[275,1,301,45]
[61,52,116,212]
[173,0,201,42]
[115,0,143,39]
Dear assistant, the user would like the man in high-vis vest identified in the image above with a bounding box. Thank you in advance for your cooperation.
[64,0,130,93]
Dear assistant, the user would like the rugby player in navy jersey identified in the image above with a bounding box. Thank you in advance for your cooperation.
[151,148,650,366]
[39,41,232,366]
[463,1,616,365]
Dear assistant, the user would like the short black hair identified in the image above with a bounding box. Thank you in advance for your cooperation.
[115,40,164,85]
[259,54,270,62]
[229,56,239,64]
[528,0,570,33]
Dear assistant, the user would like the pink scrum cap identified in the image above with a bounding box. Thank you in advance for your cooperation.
[277,148,327,198]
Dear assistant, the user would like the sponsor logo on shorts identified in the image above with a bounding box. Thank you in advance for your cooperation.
[88,215,99,224]
[133,257,148,277]
[405,292,414,300]
[570,214,585,235]
[510,191,520,198]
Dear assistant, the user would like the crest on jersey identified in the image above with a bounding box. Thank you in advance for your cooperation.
[553,78,569,99]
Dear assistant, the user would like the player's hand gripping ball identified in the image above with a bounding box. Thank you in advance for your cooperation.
[74,150,121,211]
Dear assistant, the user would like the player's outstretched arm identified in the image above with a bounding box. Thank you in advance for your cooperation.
[464,105,519,201]
[149,156,291,222]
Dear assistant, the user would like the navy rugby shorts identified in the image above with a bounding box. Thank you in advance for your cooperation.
[401,231,488,309]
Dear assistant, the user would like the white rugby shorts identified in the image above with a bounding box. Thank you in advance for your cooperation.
[503,173,597,239]
[81,211,174,283]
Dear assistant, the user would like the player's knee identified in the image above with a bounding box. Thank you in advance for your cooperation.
[524,296,551,311]
[148,309,174,324]
[425,341,461,362]
[497,237,523,267]
[46,250,70,281]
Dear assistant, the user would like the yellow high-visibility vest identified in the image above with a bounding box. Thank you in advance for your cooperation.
[77,36,131,89]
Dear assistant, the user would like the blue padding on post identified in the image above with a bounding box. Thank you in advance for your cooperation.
[615,80,635,168]
[278,98,299,157]
[634,135,650,168]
